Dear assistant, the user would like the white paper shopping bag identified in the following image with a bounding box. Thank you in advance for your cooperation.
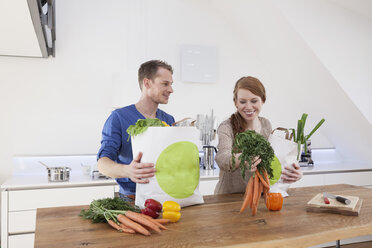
[268,128,298,197]
[131,126,204,208]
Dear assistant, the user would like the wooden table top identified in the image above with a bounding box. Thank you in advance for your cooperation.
[34,184,372,248]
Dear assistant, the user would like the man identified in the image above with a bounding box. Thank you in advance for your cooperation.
[97,60,175,201]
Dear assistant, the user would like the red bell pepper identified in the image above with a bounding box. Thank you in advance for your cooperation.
[141,207,160,219]
[144,199,162,212]
[141,199,162,219]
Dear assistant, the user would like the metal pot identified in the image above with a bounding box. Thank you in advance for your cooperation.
[202,145,218,170]
[46,167,71,182]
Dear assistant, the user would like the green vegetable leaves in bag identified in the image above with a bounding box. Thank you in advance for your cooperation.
[126,118,167,141]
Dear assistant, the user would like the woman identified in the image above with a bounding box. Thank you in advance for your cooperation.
[214,76,302,194]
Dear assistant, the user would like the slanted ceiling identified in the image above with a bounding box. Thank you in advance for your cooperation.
[212,0,372,163]
[330,0,372,19]
[276,0,372,125]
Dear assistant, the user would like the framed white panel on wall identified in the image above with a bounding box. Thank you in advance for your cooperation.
[181,45,218,83]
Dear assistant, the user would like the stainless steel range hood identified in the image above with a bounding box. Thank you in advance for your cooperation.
[29,0,56,57]
[0,0,56,58]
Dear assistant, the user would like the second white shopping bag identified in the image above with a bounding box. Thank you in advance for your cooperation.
[268,127,299,197]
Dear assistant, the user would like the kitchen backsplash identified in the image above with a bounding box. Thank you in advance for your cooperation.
[12,155,98,175]
[12,148,341,175]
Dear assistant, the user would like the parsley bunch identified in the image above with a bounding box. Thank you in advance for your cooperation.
[232,130,274,180]
[79,197,141,223]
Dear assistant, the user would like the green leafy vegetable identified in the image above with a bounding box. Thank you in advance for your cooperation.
[79,197,140,223]
[126,118,166,141]
[232,130,275,180]
[289,113,325,160]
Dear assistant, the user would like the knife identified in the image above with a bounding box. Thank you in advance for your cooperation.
[323,192,351,205]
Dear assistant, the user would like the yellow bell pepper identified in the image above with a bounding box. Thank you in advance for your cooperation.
[162,201,181,212]
[162,201,181,222]
[161,121,170,127]
[162,211,181,222]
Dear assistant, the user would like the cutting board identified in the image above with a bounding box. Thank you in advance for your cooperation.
[306,193,362,216]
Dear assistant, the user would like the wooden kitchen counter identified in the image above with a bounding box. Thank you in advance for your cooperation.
[34,184,372,248]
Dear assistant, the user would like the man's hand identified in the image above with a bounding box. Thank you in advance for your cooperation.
[127,152,156,183]
[281,162,302,183]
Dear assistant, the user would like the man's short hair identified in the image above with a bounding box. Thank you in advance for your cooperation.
[138,60,173,89]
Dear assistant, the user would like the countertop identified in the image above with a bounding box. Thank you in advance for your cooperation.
[1,168,220,191]
[34,184,372,248]
[300,162,372,174]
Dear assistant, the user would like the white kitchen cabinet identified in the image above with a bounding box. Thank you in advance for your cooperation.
[2,185,115,248]
[8,186,115,211]
[324,171,372,187]
[8,233,34,248]
[290,174,325,188]
[199,179,218,196]
[9,210,36,234]
[290,170,372,188]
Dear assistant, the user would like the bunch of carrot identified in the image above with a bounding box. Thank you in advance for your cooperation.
[92,203,172,236]
[107,211,172,235]
[240,169,270,216]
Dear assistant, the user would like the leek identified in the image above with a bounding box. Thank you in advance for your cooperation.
[290,113,325,160]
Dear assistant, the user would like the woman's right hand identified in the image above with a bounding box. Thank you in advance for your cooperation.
[247,156,261,172]
[234,154,261,172]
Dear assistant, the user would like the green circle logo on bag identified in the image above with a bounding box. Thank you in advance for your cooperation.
[270,156,282,185]
[156,141,200,199]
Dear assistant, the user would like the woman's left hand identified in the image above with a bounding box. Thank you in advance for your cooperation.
[281,162,302,183]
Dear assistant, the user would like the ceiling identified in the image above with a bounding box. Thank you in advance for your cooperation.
[330,0,372,19]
